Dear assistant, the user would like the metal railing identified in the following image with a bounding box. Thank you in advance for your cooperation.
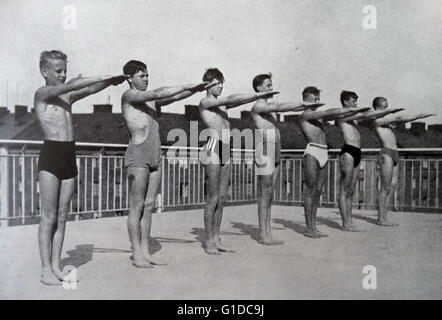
[0,140,441,226]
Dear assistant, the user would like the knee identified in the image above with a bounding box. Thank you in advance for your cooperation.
[131,200,144,212]
[218,194,228,206]
[57,214,68,224]
[143,197,156,212]
[206,194,219,206]
[40,209,57,225]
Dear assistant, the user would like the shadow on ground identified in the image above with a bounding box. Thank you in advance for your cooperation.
[272,218,314,238]
[230,222,260,242]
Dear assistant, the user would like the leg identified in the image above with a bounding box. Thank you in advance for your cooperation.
[140,166,167,265]
[257,171,280,245]
[303,155,325,238]
[214,163,236,252]
[338,154,356,231]
[266,163,284,244]
[377,156,399,226]
[347,163,361,229]
[203,164,221,255]
[51,178,76,281]
[127,167,152,268]
[38,170,62,285]
[312,164,328,237]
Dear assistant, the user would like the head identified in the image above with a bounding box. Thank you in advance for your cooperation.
[302,86,321,103]
[253,73,273,93]
[39,50,68,85]
[340,90,358,108]
[202,68,224,97]
[372,97,388,110]
[123,60,148,90]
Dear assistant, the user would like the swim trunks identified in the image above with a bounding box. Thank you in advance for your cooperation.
[379,147,399,166]
[340,144,361,167]
[38,140,78,180]
[202,136,231,166]
[303,143,328,168]
[125,129,162,171]
[255,140,281,169]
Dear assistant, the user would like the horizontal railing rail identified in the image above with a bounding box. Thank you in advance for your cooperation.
[0,140,440,226]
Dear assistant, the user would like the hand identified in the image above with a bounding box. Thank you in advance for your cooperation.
[390,108,405,114]
[257,91,279,99]
[203,81,220,91]
[419,113,436,119]
[109,75,129,86]
[187,82,210,92]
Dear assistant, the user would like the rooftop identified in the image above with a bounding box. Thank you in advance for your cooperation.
[1,205,441,299]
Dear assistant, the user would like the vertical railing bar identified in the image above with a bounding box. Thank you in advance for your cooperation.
[106,157,110,211]
[119,158,123,209]
[13,156,16,217]
[31,155,34,214]
[113,157,116,210]
[21,151,25,224]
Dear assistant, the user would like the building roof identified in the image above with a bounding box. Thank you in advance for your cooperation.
[2,107,441,149]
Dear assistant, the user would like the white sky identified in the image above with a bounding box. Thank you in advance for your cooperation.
[0,0,441,124]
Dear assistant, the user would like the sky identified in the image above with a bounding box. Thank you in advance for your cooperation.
[0,0,441,124]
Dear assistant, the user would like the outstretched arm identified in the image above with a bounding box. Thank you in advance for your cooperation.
[200,91,279,110]
[302,107,367,121]
[125,82,208,104]
[375,113,435,126]
[156,82,212,107]
[252,101,325,113]
[70,75,128,103]
[36,75,123,101]
[339,108,404,122]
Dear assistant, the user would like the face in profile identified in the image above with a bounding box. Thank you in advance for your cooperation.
[41,59,67,85]
[344,97,358,108]
[304,93,320,103]
[378,99,388,110]
[258,78,273,93]
[130,69,149,91]
[209,78,224,97]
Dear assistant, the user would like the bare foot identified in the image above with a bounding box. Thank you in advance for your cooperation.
[313,228,328,237]
[342,224,364,232]
[144,254,167,266]
[131,256,153,269]
[269,234,285,245]
[204,242,221,255]
[40,270,62,286]
[258,235,283,246]
[376,220,399,227]
[304,229,325,238]
[53,268,80,283]
[214,240,236,253]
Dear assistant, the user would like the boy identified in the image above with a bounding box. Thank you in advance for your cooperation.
[35,50,126,285]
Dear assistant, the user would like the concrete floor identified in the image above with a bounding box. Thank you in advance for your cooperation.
[1,205,441,300]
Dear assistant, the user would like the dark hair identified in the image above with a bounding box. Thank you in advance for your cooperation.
[252,74,272,92]
[40,50,67,70]
[302,86,321,100]
[202,68,224,83]
[340,90,358,105]
[123,60,147,77]
[372,96,387,109]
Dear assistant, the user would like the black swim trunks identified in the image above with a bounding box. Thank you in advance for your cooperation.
[203,136,231,166]
[340,144,362,167]
[38,140,78,179]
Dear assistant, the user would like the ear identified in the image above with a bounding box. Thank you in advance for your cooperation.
[40,67,47,78]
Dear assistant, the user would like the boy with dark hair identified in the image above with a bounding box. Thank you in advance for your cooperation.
[121,59,209,268]
[251,76,324,244]
[199,68,278,254]
[371,97,433,226]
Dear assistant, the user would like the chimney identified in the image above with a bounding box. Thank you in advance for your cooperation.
[240,111,252,121]
[410,122,426,136]
[14,105,28,120]
[0,106,9,119]
[93,104,113,114]
[428,124,442,133]
[284,115,300,123]
[185,105,199,120]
